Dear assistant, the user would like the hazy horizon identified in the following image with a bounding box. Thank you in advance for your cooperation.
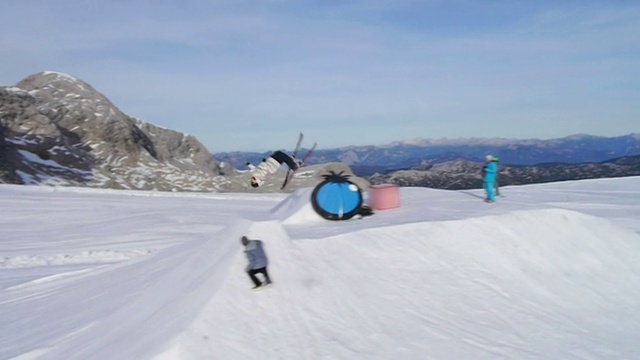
[211,131,640,153]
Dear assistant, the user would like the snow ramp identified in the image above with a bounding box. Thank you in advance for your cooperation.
[155,208,640,360]
[269,187,324,225]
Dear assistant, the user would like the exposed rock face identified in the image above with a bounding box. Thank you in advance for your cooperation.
[369,157,640,190]
[1,71,368,193]
[0,72,232,191]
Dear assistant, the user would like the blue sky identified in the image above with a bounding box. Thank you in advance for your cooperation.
[1,1,638,152]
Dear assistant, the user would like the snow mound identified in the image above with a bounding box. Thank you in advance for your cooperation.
[269,187,324,225]
[172,207,640,360]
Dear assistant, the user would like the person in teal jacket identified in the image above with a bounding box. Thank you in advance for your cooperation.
[483,155,498,202]
[491,156,500,196]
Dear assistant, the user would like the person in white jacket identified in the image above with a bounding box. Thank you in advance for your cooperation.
[247,150,299,188]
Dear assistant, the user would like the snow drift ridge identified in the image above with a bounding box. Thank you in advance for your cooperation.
[161,207,640,359]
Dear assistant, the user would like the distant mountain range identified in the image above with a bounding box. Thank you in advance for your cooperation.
[214,133,640,176]
[368,155,640,190]
[2,71,639,193]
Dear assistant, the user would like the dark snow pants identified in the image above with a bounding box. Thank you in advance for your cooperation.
[271,150,299,171]
[248,267,271,286]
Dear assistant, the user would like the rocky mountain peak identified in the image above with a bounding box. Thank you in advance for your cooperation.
[1,71,230,191]
[1,71,367,193]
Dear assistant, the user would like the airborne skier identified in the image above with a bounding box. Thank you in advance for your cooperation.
[246,133,316,189]
[246,150,299,188]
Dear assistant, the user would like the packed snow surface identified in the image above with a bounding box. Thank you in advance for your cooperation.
[1,177,640,360]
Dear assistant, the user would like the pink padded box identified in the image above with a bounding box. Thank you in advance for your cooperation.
[370,184,400,210]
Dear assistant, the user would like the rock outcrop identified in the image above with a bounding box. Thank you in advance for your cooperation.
[0,72,232,191]
[0,71,368,193]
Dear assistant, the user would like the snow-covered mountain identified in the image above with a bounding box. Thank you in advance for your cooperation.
[0,72,366,193]
[0,71,234,191]
[216,133,640,174]
[3,71,636,193]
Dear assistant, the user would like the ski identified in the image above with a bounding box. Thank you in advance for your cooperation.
[281,141,316,190]
[300,142,317,164]
[280,169,295,190]
[280,133,304,189]
[292,132,304,159]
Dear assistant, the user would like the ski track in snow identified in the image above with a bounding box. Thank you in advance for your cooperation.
[1,177,640,359]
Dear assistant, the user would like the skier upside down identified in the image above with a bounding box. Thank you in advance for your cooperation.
[246,150,299,188]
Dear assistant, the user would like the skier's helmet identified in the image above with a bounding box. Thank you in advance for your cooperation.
[250,176,262,188]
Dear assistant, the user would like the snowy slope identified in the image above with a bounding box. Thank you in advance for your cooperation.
[1,177,640,360]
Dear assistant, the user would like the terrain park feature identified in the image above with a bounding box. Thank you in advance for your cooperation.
[311,171,364,220]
